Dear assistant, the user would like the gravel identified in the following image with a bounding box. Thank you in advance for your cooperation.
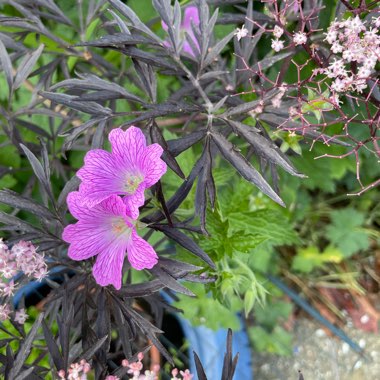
[253,319,380,380]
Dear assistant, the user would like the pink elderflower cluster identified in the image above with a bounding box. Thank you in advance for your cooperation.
[62,127,167,289]
[171,368,193,380]
[0,239,46,322]
[0,239,47,282]
[322,15,380,93]
[58,359,91,380]
[121,352,160,380]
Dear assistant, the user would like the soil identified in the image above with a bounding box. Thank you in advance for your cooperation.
[253,319,380,380]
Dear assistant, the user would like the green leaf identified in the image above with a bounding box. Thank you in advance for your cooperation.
[249,326,292,356]
[326,208,370,257]
[292,245,344,273]
[228,209,299,246]
[0,174,17,189]
[295,145,354,192]
[254,300,292,329]
[174,283,241,331]
[244,289,255,317]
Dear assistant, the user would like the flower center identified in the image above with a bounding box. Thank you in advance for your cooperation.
[124,174,143,195]
[111,218,131,237]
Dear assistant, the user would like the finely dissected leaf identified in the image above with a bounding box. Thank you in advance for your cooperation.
[152,224,215,268]
[57,175,81,211]
[0,38,13,93]
[167,130,206,157]
[13,44,44,90]
[211,130,285,206]
[194,352,208,380]
[203,30,234,67]
[0,211,44,234]
[108,0,161,42]
[132,59,157,102]
[250,51,293,73]
[149,266,195,296]
[326,208,370,257]
[62,118,104,152]
[119,279,165,297]
[14,367,35,380]
[221,89,278,117]
[77,33,155,47]
[40,92,112,116]
[50,74,145,103]
[41,320,64,371]
[225,120,304,177]
[20,143,53,201]
[0,189,55,220]
[80,335,109,362]
[149,121,185,179]
[9,313,44,379]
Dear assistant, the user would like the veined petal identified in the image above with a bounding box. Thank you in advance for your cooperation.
[109,127,146,166]
[123,185,145,220]
[64,194,133,260]
[138,144,167,188]
[63,223,110,260]
[92,239,128,289]
[126,230,158,270]
[77,150,127,207]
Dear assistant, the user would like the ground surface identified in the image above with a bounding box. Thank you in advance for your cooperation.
[253,319,379,380]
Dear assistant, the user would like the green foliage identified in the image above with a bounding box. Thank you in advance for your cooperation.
[292,245,343,273]
[173,283,241,330]
[295,144,355,193]
[326,208,370,257]
[248,326,293,356]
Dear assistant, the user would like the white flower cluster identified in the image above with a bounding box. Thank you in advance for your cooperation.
[323,15,380,93]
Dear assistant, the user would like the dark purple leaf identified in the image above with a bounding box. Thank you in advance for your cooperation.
[211,130,285,206]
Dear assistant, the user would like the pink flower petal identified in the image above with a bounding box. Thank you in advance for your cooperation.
[109,127,146,166]
[63,223,109,260]
[77,150,127,207]
[92,239,129,289]
[126,230,158,270]
[182,6,200,30]
[123,185,145,219]
[141,144,167,188]
[63,194,132,261]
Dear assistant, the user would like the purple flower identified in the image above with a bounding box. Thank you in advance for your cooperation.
[162,6,200,57]
[62,192,158,289]
[77,127,166,219]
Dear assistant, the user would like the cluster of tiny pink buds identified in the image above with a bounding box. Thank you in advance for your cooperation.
[0,239,47,323]
[171,368,194,380]
[0,304,11,321]
[271,84,287,109]
[293,31,307,46]
[322,15,380,93]
[58,359,91,380]
[235,25,249,41]
[0,239,48,285]
[121,352,159,380]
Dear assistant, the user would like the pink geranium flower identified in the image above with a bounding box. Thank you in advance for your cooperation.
[162,6,200,57]
[77,127,166,218]
[62,192,158,289]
